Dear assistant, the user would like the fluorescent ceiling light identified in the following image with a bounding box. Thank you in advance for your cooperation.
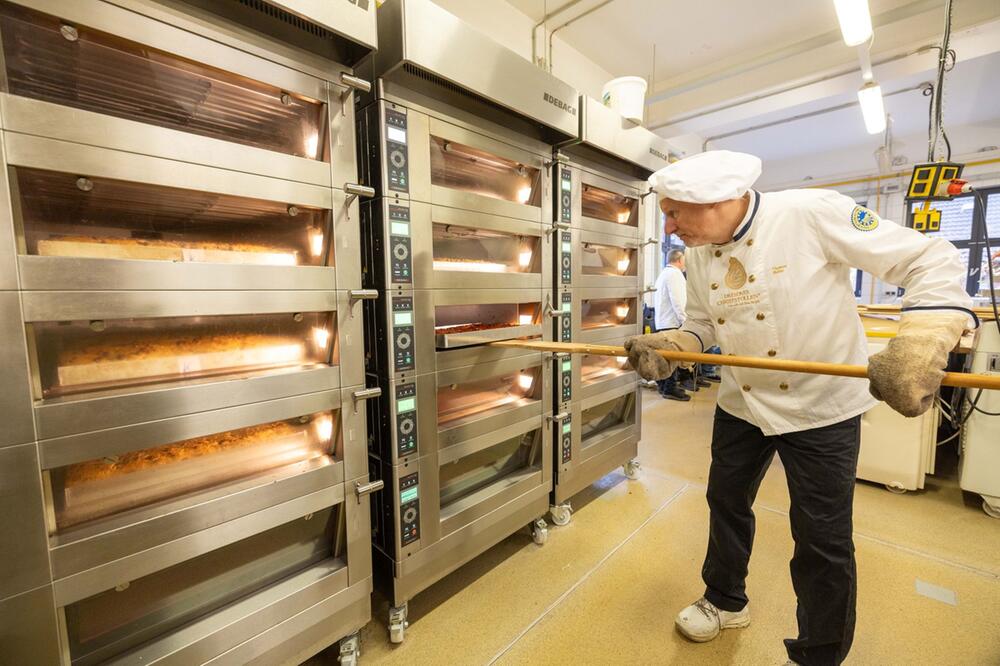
[834,0,873,46]
[857,82,886,135]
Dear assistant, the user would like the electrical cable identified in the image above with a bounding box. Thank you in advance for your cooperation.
[928,0,954,161]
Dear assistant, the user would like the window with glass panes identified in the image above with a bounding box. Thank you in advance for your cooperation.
[907,187,1000,297]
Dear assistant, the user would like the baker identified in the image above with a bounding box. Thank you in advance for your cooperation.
[625,150,976,666]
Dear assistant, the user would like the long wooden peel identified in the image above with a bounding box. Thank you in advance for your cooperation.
[490,339,1000,391]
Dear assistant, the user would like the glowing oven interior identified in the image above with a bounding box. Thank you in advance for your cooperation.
[581,242,637,277]
[30,312,336,399]
[48,410,340,532]
[437,365,542,429]
[439,428,542,508]
[434,302,542,348]
[580,297,637,330]
[0,2,328,160]
[430,136,541,206]
[14,168,331,267]
[580,393,636,446]
[432,223,540,275]
[581,353,631,385]
[582,184,638,228]
[63,507,342,664]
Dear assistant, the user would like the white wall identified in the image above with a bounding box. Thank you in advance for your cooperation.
[429,0,614,99]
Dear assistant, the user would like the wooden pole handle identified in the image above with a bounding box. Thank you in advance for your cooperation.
[490,339,1000,391]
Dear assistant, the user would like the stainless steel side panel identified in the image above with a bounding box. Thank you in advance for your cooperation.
[0,586,61,665]
[0,292,33,447]
[578,96,673,176]
[52,486,344,606]
[34,366,341,441]
[337,290,366,388]
[377,0,578,139]
[0,134,18,290]
[21,290,338,321]
[0,95,332,188]
[0,444,51,599]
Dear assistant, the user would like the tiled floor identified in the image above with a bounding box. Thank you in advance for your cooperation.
[320,383,1000,664]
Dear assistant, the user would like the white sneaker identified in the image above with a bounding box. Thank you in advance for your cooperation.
[674,597,750,642]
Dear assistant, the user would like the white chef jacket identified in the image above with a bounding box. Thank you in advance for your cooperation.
[655,264,687,329]
[680,188,976,436]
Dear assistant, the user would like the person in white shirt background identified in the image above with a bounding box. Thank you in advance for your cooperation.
[625,151,976,666]
[653,248,704,401]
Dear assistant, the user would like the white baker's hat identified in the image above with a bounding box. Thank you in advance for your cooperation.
[648,150,762,204]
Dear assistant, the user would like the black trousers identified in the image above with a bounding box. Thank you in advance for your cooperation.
[702,407,861,666]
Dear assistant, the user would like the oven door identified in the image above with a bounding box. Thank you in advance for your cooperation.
[0,0,358,186]
[387,103,549,223]
[572,382,639,467]
[576,333,638,400]
[407,202,548,291]
[572,167,642,240]
[3,134,363,292]
[414,287,548,372]
[574,228,641,290]
[56,485,371,665]
[23,290,364,439]
[574,286,642,344]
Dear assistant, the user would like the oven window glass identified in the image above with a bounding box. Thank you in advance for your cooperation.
[49,410,340,531]
[0,2,328,160]
[439,429,541,507]
[580,392,636,446]
[580,242,637,277]
[581,353,630,385]
[63,507,341,664]
[582,183,638,228]
[580,298,637,330]
[30,311,336,399]
[15,168,331,266]
[434,302,541,348]
[437,366,541,428]
[432,223,540,274]
[429,136,541,207]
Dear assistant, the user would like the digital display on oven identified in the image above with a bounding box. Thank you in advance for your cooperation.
[394,312,412,326]
[387,126,407,144]
[391,221,409,236]
[562,359,571,372]
[397,397,415,412]
[401,486,418,503]
[562,422,571,434]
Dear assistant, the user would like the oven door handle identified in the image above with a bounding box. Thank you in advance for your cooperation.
[349,289,379,303]
[344,182,376,204]
[355,478,385,503]
[640,237,658,247]
[547,412,571,425]
[338,73,372,113]
[642,285,656,294]
[351,387,382,413]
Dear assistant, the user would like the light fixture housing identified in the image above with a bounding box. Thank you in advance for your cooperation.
[857,82,886,135]
[834,0,873,46]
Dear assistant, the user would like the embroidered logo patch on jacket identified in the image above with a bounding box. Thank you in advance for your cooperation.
[851,206,879,231]
[725,257,748,289]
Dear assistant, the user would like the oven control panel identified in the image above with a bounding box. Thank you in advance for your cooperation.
[388,203,412,284]
[557,291,572,343]
[558,166,572,225]
[557,355,572,403]
[391,296,415,372]
[399,472,419,546]
[395,382,417,457]
[384,108,409,194]
[560,416,572,464]
[559,229,572,285]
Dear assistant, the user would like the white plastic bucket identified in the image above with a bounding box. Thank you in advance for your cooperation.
[601,76,647,124]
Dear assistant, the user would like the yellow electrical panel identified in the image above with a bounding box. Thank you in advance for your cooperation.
[911,201,941,232]
[906,162,964,200]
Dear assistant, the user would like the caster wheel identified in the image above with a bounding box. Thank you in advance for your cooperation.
[885,482,907,494]
[388,604,409,644]
[983,499,1000,519]
[531,518,548,545]
[338,632,360,665]
[624,459,641,480]
[550,504,572,527]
